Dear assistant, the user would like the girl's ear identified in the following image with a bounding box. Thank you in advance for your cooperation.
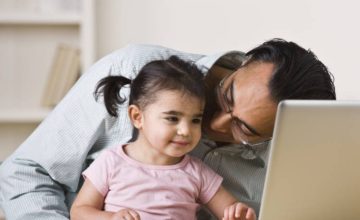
[128,104,143,129]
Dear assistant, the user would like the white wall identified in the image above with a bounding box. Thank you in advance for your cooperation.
[96,0,360,100]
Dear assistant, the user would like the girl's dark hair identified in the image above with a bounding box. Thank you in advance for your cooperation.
[245,38,336,102]
[94,56,205,117]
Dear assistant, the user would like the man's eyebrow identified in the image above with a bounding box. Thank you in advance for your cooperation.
[229,80,261,136]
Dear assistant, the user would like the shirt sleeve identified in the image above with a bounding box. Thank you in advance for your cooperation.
[82,150,114,196]
[198,161,223,204]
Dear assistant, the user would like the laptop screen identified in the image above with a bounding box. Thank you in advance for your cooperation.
[258,100,360,220]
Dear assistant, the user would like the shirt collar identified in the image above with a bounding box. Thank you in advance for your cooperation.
[202,135,270,167]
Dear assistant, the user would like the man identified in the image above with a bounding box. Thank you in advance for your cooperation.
[0,38,336,219]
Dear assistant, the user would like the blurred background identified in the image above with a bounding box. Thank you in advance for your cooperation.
[0,0,359,218]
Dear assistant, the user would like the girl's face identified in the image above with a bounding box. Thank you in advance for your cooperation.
[134,90,204,164]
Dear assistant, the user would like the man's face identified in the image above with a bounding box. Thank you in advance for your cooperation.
[203,61,278,144]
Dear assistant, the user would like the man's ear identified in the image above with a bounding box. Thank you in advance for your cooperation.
[128,104,143,129]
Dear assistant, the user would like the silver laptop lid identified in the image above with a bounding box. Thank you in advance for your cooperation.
[259,100,360,220]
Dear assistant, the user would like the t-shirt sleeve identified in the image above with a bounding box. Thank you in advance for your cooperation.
[198,161,223,204]
[82,149,113,196]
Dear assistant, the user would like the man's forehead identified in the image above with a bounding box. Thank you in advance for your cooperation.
[231,63,277,137]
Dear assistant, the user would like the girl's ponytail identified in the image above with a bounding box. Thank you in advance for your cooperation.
[94,75,131,117]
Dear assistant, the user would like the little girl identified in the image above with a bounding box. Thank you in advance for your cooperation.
[70,56,256,220]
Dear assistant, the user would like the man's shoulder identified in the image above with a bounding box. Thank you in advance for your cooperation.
[114,43,173,54]
[100,44,246,78]
[109,43,198,59]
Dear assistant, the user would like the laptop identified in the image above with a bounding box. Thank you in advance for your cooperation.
[258,100,360,220]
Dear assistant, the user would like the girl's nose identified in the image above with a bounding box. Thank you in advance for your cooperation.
[177,122,190,137]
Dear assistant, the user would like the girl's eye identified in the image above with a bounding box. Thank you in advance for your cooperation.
[192,118,202,124]
[165,117,179,122]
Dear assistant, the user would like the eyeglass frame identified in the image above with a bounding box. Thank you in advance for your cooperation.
[216,71,272,147]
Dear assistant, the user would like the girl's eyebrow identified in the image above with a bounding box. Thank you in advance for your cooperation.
[162,111,203,118]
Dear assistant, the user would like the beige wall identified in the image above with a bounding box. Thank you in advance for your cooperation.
[96,0,360,100]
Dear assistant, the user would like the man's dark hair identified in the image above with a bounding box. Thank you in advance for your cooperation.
[245,38,336,102]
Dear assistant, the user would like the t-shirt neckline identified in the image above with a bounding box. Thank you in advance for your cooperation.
[116,144,190,170]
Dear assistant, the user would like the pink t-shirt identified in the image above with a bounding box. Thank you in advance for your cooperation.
[83,145,223,220]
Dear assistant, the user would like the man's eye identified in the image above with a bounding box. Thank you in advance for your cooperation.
[165,117,178,122]
[240,124,254,136]
[192,118,202,124]
[225,83,234,106]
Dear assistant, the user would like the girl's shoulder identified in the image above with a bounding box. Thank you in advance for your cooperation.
[185,155,213,173]
[94,145,126,165]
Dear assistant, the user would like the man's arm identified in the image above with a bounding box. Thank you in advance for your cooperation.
[0,55,112,219]
[0,159,70,219]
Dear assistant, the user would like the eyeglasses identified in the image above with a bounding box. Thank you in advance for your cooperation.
[216,72,271,147]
